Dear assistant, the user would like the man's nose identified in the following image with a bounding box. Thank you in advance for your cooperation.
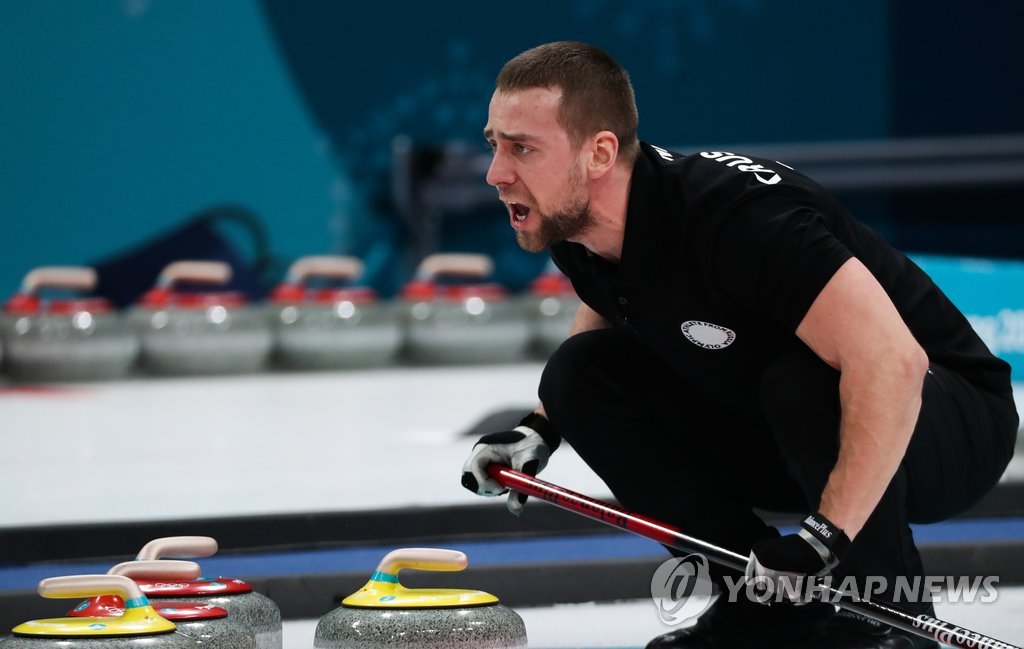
[486,150,514,187]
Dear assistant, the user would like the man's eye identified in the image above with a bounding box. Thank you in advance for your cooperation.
[485,140,497,152]
[514,144,531,154]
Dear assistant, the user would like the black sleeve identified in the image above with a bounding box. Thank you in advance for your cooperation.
[702,189,854,332]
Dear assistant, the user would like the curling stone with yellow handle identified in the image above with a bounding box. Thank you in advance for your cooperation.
[314,548,527,649]
[72,560,256,649]
[0,575,195,649]
[1,266,139,382]
[270,256,402,369]
[126,537,281,649]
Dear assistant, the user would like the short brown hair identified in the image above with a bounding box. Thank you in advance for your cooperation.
[496,41,640,165]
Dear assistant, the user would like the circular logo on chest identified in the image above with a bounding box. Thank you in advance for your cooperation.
[680,320,736,350]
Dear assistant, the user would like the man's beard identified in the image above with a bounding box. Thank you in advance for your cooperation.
[516,169,593,253]
[516,197,592,253]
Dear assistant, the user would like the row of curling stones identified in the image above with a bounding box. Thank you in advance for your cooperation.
[0,261,272,380]
[0,253,580,381]
[315,548,527,649]
[273,253,579,367]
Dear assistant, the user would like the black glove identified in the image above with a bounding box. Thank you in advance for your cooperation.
[745,512,851,604]
[460,412,560,516]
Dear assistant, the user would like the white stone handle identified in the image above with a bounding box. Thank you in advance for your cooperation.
[38,575,145,601]
[285,256,364,283]
[108,560,202,580]
[21,267,97,293]
[156,261,232,288]
[135,536,218,561]
[374,548,468,576]
[415,254,493,280]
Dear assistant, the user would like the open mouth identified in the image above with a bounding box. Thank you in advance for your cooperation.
[509,202,531,226]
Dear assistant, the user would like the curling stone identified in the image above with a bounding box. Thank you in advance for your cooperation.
[314,548,527,649]
[526,266,582,358]
[270,256,401,369]
[128,261,273,375]
[128,537,281,649]
[82,560,256,649]
[0,574,195,649]
[400,254,532,365]
[1,267,139,382]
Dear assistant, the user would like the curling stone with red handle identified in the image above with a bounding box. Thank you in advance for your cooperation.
[400,254,532,364]
[270,256,401,369]
[0,574,195,649]
[81,560,255,649]
[1,267,139,382]
[128,537,281,649]
[128,261,273,375]
[526,266,582,358]
[314,548,527,649]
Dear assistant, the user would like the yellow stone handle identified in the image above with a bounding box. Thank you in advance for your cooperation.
[135,536,218,561]
[108,559,202,581]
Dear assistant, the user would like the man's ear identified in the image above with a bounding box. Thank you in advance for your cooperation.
[587,131,619,179]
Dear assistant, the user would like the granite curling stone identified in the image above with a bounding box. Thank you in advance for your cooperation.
[128,537,282,649]
[314,548,527,649]
[400,254,533,365]
[129,261,272,375]
[94,560,255,649]
[1,266,139,382]
[270,255,401,370]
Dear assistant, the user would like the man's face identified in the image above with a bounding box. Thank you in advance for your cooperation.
[484,88,593,252]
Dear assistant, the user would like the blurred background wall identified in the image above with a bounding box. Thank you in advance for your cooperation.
[1,0,1022,299]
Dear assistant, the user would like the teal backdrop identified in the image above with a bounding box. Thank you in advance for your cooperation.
[0,1,342,296]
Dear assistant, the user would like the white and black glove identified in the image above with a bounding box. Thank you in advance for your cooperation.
[460,412,560,516]
[745,512,851,604]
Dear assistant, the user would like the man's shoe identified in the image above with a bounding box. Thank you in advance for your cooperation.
[645,594,834,648]
[791,609,940,648]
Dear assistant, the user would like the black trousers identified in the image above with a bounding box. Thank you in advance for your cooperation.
[538,328,1019,606]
